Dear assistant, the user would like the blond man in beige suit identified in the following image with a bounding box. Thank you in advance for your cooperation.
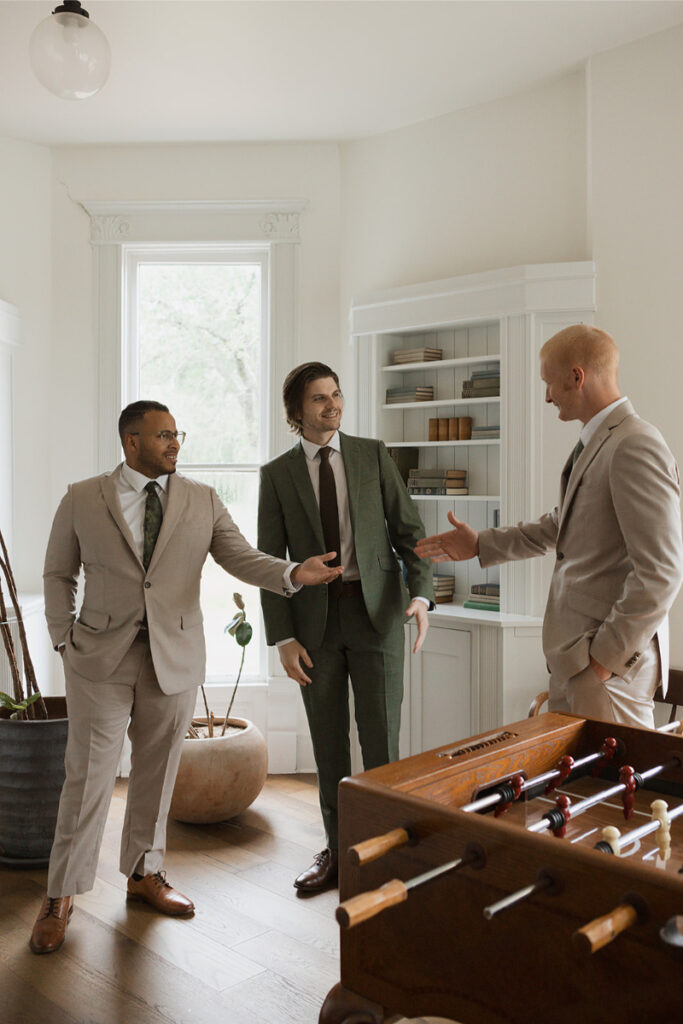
[416,326,683,728]
[30,400,342,954]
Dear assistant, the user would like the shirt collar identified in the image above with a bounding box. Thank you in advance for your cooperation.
[301,431,341,462]
[121,461,169,493]
[579,396,628,447]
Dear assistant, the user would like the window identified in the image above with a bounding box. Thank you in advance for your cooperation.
[123,246,269,681]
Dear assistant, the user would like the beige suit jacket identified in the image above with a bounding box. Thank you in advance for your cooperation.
[44,465,294,694]
[478,401,683,688]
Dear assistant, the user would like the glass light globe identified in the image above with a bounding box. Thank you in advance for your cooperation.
[29,8,111,100]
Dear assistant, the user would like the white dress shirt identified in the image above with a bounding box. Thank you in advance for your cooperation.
[119,462,170,560]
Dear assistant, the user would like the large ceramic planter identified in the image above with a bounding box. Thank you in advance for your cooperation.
[0,696,68,867]
[170,716,268,824]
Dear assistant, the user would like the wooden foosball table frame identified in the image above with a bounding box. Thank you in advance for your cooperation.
[320,713,683,1024]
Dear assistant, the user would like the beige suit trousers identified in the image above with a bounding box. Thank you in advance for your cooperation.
[548,639,660,729]
[47,634,195,897]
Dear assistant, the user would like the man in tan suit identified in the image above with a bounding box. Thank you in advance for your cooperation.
[30,400,342,954]
[416,326,683,727]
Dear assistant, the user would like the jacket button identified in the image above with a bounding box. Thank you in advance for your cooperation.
[144,581,151,589]
[556,551,564,561]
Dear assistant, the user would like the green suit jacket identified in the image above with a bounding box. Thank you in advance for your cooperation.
[258,432,433,650]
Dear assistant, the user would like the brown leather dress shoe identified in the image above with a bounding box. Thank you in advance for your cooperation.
[29,895,73,954]
[294,849,339,893]
[126,871,195,916]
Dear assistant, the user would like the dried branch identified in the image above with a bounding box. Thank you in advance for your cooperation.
[0,527,47,719]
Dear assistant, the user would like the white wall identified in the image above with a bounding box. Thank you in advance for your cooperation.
[0,138,52,584]
[590,24,683,665]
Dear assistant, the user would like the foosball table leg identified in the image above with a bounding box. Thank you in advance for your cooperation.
[319,983,401,1024]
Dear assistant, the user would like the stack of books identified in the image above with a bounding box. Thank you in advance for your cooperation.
[463,583,500,612]
[471,424,500,439]
[462,367,500,399]
[433,574,456,604]
[392,347,442,364]
[386,385,434,404]
[407,468,468,495]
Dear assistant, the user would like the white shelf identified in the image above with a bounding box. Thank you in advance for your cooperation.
[382,354,501,373]
[387,439,499,447]
[428,600,542,629]
[408,495,500,502]
[383,396,500,411]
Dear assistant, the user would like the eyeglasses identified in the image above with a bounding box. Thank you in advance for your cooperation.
[130,430,187,446]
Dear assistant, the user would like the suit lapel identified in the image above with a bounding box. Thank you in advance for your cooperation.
[147,471,189,570]
[559,399,635,531]
[339,432,360,537]
[286,443,326,548]
[101,466,143,568]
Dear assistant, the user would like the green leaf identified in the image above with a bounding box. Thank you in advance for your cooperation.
[234,621,253,647]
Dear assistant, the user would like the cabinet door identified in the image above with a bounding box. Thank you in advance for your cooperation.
[408,624,471,754]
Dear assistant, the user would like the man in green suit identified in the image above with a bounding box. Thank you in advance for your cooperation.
[258,362,433,893]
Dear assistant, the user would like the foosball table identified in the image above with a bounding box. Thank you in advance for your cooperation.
[320,713,683,1024]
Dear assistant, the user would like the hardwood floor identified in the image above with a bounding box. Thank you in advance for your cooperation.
[0,775,454,1024]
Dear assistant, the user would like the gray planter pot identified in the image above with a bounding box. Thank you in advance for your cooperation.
[0,696,68,867]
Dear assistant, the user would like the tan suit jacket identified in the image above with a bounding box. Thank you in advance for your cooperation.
[478,401,683,689]
[44,464,294,694]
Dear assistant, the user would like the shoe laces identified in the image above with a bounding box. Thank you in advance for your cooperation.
[314,850,330,866]
[151,870,172,889]
[42,897,66,920]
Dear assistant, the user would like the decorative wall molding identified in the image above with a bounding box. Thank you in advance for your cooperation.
[82,199,307,246]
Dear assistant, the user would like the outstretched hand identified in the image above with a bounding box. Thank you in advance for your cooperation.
[291,552,344,586]
[414,511,480,563]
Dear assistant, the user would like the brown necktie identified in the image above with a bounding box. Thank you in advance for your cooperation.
[318,446,342,596]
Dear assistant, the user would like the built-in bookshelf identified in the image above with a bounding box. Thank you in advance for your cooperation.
[351,263,596,735]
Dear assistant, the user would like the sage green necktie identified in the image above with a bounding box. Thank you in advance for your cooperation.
[571,439,584,468]
[142,481,163,570]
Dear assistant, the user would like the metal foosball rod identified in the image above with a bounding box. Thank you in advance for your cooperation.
[336,845,485,929]
[482,870,558,920]
[460,737,624,816]
[527,756,682,836]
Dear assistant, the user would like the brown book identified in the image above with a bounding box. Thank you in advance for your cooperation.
[448,417,459,440]
[428,418,438,441]
[437,418,449,441]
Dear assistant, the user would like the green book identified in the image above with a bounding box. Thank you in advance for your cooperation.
[463,600,501,612]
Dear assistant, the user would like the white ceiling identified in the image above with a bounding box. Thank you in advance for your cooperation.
[1,0,682,145]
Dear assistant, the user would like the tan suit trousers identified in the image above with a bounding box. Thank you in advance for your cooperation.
[47,634,195,897]
[548,639,660,729]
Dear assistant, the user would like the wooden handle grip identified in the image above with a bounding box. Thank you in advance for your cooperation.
[573,903,638,954]
[336,879,408,929]
[348,828,411,866]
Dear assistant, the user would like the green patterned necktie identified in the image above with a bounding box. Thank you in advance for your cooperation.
[142,481,163,569]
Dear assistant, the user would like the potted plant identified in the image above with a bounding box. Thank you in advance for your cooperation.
[0,526,68,866]
[169,593,268,824]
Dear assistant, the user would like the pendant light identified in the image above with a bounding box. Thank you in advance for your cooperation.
[29,1,110,100]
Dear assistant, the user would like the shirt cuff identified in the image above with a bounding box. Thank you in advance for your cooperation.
[275,637,296,648]
[283,563,302,594]
[413,596,430,607]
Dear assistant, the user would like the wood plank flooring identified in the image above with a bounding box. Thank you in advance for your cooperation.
[0,775,455,1024]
